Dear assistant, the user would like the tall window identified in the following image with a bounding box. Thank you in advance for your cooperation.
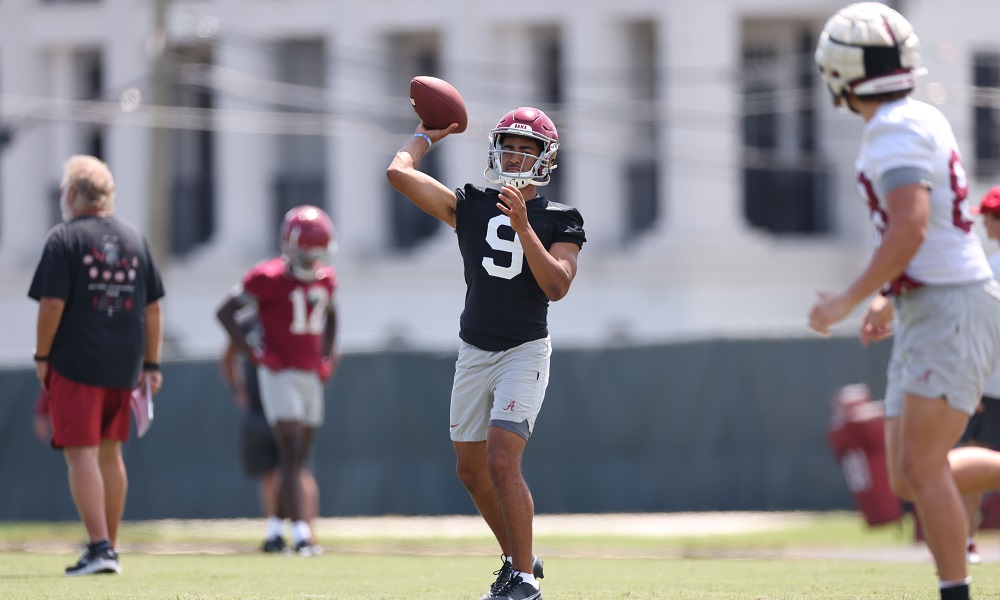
[0,60,5,242]
[43,50,108,228]
[973,52,1000,178]
[624,20,659,240]
[531,27,566,207]
[170,44,215,256]
[273,39,328,248]
[741,23,830,235]
[387,33,442,251]
[78,51,105,160]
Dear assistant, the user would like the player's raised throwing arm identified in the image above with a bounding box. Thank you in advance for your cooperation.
[386,123,461,228]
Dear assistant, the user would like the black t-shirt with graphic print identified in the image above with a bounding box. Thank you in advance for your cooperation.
[454,184,586,351]
[28,215,166,389]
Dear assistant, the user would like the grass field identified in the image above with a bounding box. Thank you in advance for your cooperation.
[1,512,997,599]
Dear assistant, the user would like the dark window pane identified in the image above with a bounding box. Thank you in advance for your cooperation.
[973,52,1000,177]
[744,165,831,234]
[626,160,658,236]
[171,175,214,256]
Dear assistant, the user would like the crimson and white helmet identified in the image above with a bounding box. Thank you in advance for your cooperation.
[280,205,336,281]
[814,2,925,109]
[484,107,559,189]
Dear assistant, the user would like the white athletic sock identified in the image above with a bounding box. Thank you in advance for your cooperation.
[939,577,972,589]
[266,516,283,538]
[515,572,537,587]
[293,520,312,544]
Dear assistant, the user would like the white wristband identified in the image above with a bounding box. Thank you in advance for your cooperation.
[412,133,432,148]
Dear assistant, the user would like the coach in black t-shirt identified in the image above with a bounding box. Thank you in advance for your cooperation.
[28,155,165,577]
[387,107,585,600]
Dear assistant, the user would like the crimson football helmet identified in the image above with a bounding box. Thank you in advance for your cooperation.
[279,205,336,281]
[484,107,559,189]
[815,2,926,110]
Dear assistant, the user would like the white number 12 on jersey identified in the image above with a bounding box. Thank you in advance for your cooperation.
[482,214,524,280]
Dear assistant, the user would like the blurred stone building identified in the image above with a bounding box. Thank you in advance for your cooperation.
[1,0,998,362]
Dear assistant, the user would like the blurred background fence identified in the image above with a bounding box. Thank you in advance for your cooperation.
[0,336,889,521]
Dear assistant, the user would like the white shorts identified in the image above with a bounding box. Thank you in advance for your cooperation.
[257,366,324,427]
[449,337,552,442]
[885,279,1000,418]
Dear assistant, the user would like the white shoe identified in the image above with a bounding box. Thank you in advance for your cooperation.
[968,541,982,565]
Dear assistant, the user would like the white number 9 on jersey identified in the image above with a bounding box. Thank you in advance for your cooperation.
[482,214,524,280]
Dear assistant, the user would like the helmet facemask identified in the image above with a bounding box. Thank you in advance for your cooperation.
[486,133,558,189]
[284,242,333,282]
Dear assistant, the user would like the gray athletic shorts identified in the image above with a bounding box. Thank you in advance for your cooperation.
[257,366,324,427]
[449,337,552,442]
[885,279,1000,418]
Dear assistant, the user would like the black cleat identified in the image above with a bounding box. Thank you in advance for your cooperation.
[65,543,121,576]
[262,535,289,554]
[480,555,544,600]
[294,539,323,556]
[492,572,542,600]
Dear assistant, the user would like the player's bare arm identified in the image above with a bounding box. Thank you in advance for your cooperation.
[219,343,250,408]
[847,184,928,298]
[216,294,255,359]
[809,184,927,335]
[386,123,461,228]
[34,296,65,387]
[140,300,164,394]
[318,304,339,380]
[220,343,240,389]
[497,184,579,301]
[322,304,338,359]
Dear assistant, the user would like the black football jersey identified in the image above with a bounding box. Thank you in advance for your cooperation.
[454,184,586,351]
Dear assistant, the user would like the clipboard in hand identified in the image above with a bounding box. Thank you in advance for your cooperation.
[130,377,154,438]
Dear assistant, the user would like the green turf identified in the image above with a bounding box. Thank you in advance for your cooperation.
[0,514,994,600]
[0,511,916,551]
[1,552,995,600]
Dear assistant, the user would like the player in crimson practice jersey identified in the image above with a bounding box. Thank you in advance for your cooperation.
[809,5,1000,599]
[387,107,585,600]
[216,205,338,557]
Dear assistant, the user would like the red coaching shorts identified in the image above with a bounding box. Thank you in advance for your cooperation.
[47,368,131,449]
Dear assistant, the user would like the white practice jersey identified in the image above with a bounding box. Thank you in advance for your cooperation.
[856,97,991,286]
[982,250,1000,398]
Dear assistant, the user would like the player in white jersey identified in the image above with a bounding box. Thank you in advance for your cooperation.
[809,4,1000,599]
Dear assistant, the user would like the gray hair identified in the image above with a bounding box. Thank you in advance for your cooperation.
[62,155,115,212]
